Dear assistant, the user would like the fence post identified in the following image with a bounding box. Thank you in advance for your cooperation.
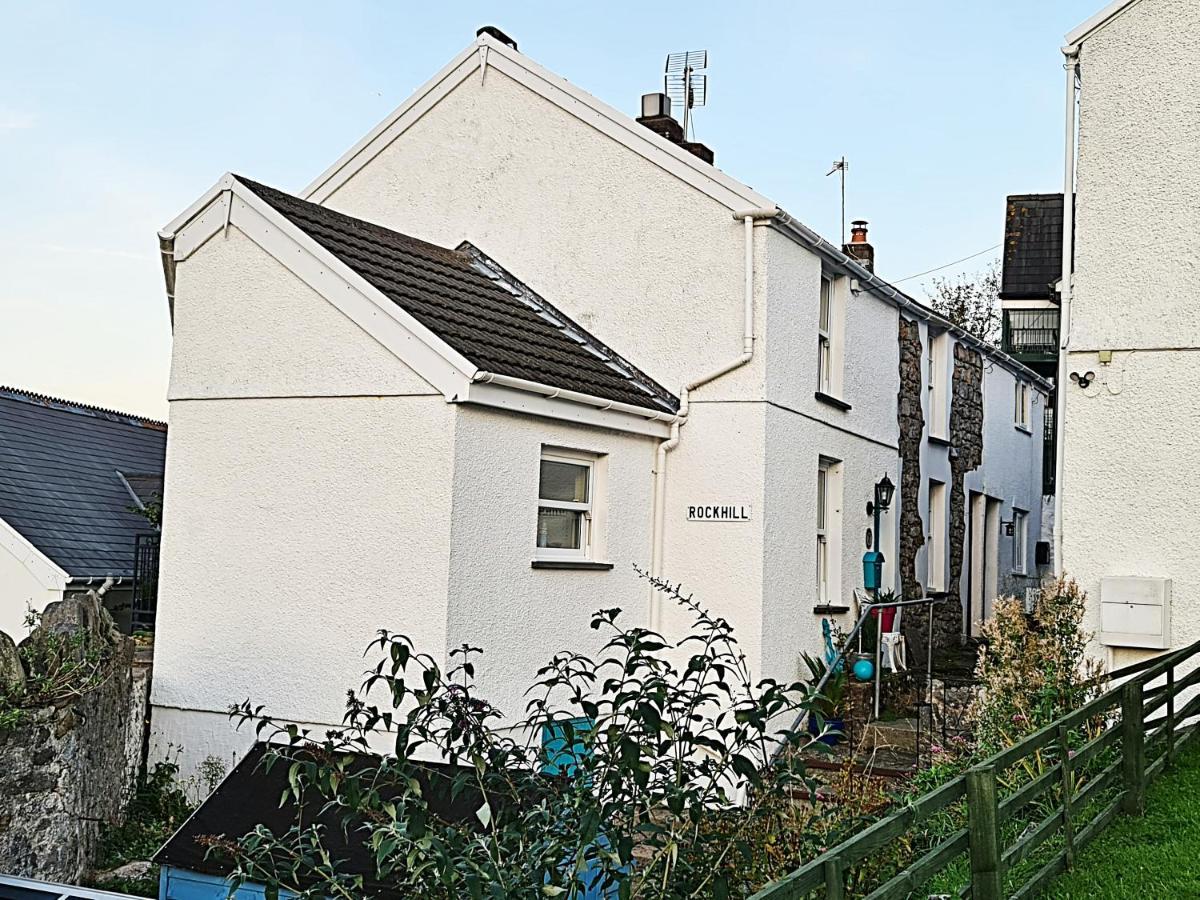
[823,855,844,900]
[1166,665,1176,770]
[1058,724,1075,868]
[1121,679,1146,816]
[967,765,1003,900]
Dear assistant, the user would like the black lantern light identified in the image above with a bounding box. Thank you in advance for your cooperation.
[876,474,895,512]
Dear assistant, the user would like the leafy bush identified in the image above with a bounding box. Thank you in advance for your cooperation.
[223,573,830,898]
[972,577,1104,755]
[87,757,196,897]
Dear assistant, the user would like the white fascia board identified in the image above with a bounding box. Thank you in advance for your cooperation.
[302,34,773,213]
[166,177,477,401]
[0,516,69,592]
[463,380,673,438]
[1001,298,1059,311]
[1065,0,1142,46]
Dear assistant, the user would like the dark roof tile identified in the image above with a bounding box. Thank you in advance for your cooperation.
[237,177,678,415]
[1001,194,1066,300]
[0,387,166,578]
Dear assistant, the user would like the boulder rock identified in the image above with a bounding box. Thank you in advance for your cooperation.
[40,592,120,647]
[0,630,24,696]
[96,860,153,884]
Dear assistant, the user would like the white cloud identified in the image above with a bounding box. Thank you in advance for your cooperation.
[0,110,35,130]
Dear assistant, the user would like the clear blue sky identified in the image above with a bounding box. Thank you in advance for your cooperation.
[0,1,1099,419]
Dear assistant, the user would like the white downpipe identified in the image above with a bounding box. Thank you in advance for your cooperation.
[1054,47,1079,577]
[649,212,766,630]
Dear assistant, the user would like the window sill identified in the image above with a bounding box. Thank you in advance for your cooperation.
[814,391,852,412]
[928,434,952,447]
[1014,424,1033,435]
[813,604,850,615]
[531,560,614,571]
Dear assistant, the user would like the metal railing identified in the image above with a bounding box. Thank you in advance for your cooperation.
[1002,309,1060,359]
[750,638,1200,899]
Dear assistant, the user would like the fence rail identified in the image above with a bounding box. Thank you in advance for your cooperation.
[749,639,1200,900]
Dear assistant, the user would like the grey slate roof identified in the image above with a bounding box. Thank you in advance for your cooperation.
[1001,194,1065,300]
[0,387,166,579]
[237,177,679,415]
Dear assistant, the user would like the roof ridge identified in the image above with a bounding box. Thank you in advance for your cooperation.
[0,386,167,430]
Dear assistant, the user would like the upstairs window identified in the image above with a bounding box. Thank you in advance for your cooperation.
[1014,381,1030,430]
[536,453,593,560]
[928,331,950,439]
[817,274,834,395]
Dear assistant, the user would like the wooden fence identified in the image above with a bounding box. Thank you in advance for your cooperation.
[749,639,1200,900]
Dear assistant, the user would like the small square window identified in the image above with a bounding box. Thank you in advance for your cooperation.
[536,454,593,559]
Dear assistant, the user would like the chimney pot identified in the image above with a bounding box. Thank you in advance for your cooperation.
[844,220,874,271]
[635,92,714,164]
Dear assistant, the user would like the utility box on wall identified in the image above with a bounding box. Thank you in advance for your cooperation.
[1100,576,1172,649]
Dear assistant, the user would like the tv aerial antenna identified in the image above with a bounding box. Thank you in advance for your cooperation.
[665,50,708,139]
[827,157,848,245]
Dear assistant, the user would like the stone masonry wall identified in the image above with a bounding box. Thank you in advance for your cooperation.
[897,317,925,602]
[946,343,984,634]
[0,631,149,881]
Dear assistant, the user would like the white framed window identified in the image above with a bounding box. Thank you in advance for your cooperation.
[1012,508,1028,574]
[817,274,833,395]
[1014,381,1030,429]
[815,457,842,606]
[927,479,947,592]
[536,452,594,560]
[928,331,950,439]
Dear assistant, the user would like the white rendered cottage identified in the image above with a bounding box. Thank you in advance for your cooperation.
[1057,0,1200,667]
[152,31,1049,775]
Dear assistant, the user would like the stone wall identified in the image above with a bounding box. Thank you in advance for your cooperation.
[0,601,150,882]
[946,343,984,629]
[896,317,925,603]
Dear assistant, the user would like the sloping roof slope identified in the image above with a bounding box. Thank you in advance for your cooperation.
[237,177,678,415]
[1000,194,1065,300]
[0,387,166,579]
[154,743,476,897]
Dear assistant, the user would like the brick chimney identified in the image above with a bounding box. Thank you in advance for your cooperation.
[843,219,874,272]
[636,93,714,164]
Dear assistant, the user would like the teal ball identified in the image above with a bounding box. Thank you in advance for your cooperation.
[852,658,875,682]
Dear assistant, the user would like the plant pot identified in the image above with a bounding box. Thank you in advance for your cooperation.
[807,714,845,746]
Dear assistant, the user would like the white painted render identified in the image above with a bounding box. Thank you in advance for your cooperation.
[0,520,67,639]
[1061,0,1200,667]
[153,35,1049,774]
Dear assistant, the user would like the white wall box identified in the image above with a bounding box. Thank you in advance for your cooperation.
[1099,576,1172,649]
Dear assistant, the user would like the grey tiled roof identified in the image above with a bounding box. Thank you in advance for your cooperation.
[237,177,678,415]
[0,387,166,579]
[1001,194,1065,300]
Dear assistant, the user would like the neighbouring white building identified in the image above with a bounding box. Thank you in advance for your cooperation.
[1058,0,1200,667]
[152,29,1049,775]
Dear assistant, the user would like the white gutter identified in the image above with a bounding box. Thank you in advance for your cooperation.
[470,371,681,424]
[648,212,767,630]
[770,211,1052,391]
[1054,46,1080,576]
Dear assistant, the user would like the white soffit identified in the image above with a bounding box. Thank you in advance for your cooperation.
[301,33,773,213]
[0,515,69,592]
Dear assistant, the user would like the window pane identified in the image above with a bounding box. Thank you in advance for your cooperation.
[537,507,582,549]
[816,468,827,531]
[818,339,831,391]
[819,278,831,332]
[817,536,828,603]
[539,460,589,503]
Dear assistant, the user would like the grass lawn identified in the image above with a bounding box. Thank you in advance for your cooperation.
[1043,737,1200,898]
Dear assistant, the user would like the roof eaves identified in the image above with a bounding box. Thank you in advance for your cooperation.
[1065,0,1142,46]
[767,210,1053,391]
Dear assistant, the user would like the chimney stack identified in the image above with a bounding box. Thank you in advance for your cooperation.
[843,219,874,272]
[636,92,714,165]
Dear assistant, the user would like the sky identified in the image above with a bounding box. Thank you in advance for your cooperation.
[0,1,1100,420]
